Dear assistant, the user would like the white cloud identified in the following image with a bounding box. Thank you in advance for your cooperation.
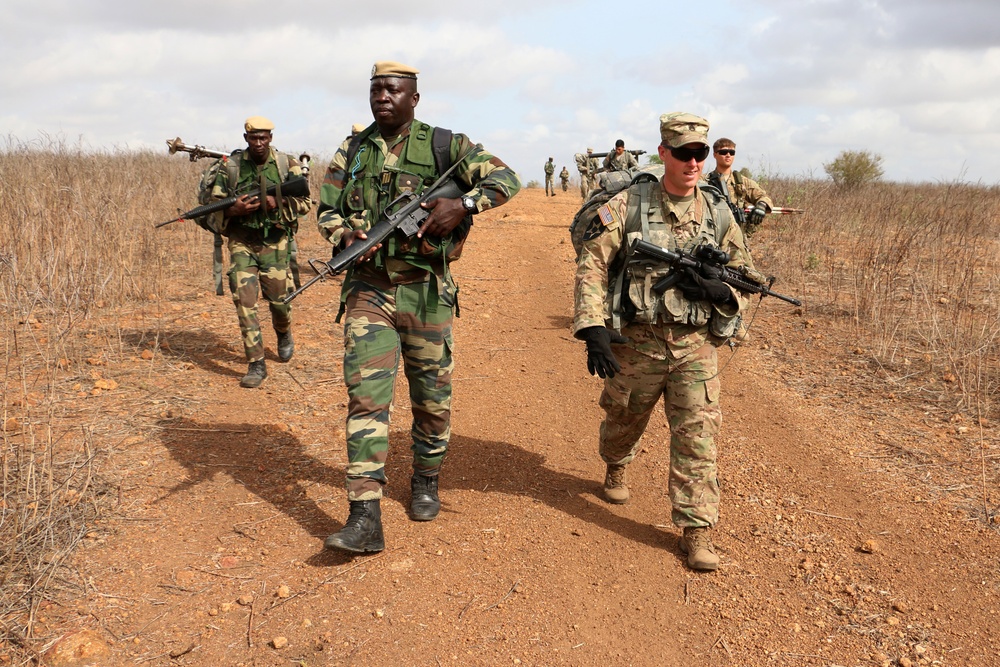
[2,0,999,184]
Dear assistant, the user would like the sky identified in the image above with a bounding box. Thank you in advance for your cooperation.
[3,0,999,185]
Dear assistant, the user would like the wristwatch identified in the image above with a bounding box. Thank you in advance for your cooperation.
[460,195,477,214]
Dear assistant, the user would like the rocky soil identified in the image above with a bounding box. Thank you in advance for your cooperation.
[28,188,1000,666]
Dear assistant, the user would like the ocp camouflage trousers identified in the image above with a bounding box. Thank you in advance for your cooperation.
[598,339,721,528]
[227,232,293,362]
[545,174,555,196]
[342,279,455,501]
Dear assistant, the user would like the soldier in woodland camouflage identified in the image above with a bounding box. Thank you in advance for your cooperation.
[706,138,773,238]
[574,112,755,572]
[603,139,639,172]
[544,157,556,197]
[559,166,570,191]
[318,61,521,554]
[210,116,311,388]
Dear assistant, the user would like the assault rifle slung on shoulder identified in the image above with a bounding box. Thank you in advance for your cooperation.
[628,238,802,307]
[166,137,226,161]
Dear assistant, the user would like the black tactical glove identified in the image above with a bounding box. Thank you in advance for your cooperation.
[576,326,629,379]
[747,202,768,227]
[677,266,734,305]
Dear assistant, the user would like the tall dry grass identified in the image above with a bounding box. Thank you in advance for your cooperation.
[0,138,206,656]
[761,176,1000,416]
[0,141,997,656]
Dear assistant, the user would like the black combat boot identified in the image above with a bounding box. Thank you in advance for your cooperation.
[276,330,294,362]
[239,359,267,388]
[324,500,385,553]
[410,473,440,521]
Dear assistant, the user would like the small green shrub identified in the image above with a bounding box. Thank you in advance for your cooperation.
[823,150,884,189]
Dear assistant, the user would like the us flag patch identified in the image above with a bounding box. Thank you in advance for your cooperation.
[597,204,614,227]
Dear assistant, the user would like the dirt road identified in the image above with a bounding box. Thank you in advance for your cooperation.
[54,189,998,666]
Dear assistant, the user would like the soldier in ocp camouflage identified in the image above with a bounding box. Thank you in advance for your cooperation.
[574,112,755,572]
[575,148,600,199]
[559,166,570,191]
[544,157,556,197]
[602,139,639,173]
[706,138,773,238]
[318,60,521,555]
[210,116,312,389]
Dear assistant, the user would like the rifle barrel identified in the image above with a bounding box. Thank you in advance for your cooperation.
[155,176,309,228]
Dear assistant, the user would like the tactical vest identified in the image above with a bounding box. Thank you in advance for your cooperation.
[197,149,291,235]
[342,122,468,271]
[609,179,738,338]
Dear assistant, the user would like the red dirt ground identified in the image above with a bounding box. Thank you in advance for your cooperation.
[37,189,1000,666]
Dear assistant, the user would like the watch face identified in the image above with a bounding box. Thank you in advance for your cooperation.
[462,196,476,212]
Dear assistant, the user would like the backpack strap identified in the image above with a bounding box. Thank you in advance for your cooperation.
[225,150,242,195]
[431,127,453,175]
[612,178,656,330]
[276,151,289,180]
[697,186,731,245]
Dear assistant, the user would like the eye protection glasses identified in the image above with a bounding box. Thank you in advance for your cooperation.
[669,145,711,162]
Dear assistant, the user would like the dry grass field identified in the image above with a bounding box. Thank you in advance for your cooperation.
[0,144,998,665]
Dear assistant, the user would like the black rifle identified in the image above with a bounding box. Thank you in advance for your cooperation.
[155,176,310,228]
[281,151,473,304]
[629,238,801,306]
[706,172,747,227]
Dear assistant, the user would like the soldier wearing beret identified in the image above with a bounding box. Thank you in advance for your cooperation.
[209,116,311,388]
[573,112,756,571]
[318,61,521,553]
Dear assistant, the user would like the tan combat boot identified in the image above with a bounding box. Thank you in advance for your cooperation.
[679,526,719,571]
[733,321,751,344]
[603,463,629,504]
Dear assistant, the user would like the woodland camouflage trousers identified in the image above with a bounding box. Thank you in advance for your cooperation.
[227,231,293,362]
[598,338,722,528]
[341,278,455,501]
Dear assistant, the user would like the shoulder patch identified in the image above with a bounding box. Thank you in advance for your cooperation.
[597,204,615,227]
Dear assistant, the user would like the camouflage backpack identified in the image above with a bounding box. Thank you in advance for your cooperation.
[569,169,643,258]
[193,150,290,234]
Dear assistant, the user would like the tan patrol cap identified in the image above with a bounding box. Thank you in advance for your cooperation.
[659,112,710,148]
[351,123,367,136]
[244,116,274,133]
[371,61,419,79]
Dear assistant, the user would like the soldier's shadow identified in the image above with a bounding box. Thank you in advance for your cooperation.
[154,416,357,565]
[408,433,673,552]
[121,327,285,379]
[155,419,674,567]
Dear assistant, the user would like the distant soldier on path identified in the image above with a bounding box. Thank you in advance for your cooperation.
[559,165,570,191]
[544,157,556,197]
[575,148,600,199]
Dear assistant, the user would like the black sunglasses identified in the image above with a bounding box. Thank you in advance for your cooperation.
[669,145,710,162]
[715,149,736,156]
